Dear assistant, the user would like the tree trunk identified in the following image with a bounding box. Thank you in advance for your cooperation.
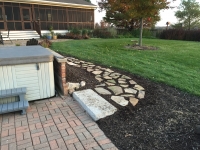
[139,18,143,46]
[189,16,191,30]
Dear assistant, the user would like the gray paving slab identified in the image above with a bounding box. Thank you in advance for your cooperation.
[73,89,117,121]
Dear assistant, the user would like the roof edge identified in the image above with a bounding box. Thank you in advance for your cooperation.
[0,0,97,9]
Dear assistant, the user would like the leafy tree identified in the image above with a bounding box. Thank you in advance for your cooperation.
[175,0,200,30]
[171,23,184,29]
[99,0,172,46]
[85,0,91,3]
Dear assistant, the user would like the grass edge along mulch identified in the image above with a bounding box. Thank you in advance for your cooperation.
[51,38,200,97]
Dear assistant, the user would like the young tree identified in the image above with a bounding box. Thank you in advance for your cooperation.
[99,0,173,46]
[175,0,200,30]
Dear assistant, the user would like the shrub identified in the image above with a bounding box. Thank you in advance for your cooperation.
[130,29,155,38]
[39,39,52,48]
[117,35,125,38]
[88,30,93,38]
[93,28,114,38]
[123,33,133,38]
[143,29,154,38]
[159,29,200,41]
[66,28,83,39]
[66,32,74,39]
[41,34,48,39]
[82,29,88,36]
[116,28,156,38]
[71,28,81,36]
[57,34,66,39]
[107,27,117,37]
[82,29,90,39]
[58,29,90,39]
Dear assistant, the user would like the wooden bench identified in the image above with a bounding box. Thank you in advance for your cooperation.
[0,87,29,115]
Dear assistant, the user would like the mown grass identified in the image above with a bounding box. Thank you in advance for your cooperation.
[51,38,200,96]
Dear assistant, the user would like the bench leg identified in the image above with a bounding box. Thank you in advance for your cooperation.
[21,109,26,115]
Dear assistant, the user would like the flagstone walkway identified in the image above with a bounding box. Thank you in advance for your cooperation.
[0,96,118,150]
[66,57,145,107]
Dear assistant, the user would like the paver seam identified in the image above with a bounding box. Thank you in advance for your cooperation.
[67,100,117,149]
[0,97,118,150]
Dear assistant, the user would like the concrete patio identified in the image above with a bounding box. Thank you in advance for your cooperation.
[0,96,118,150]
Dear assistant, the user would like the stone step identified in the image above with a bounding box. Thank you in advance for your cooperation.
[73,89,117,121]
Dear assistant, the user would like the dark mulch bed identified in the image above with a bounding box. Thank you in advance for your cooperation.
[66,62,200,150]
[125,45,158,50]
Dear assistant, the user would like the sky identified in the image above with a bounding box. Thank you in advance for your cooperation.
[90,0,200,26]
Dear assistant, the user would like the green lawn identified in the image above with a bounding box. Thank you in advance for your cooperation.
[51,38,200,96]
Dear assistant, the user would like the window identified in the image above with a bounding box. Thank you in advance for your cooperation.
[52,23,58,29]
[13,7,21,20]
[0,8,3,20]
[68,11,77,22]
[41,22,46,30]
[34,8,39,20]
[7,22,15,30]
[4,2,12,6]
[63,9,67,22]
[5,6,13,20]
[58,10,63,22]
[20,4,30,7]
[24,22,31,29]
[59,23,64,30]
[15,22,22,30]
[82,12,86,22]
[77,11,82,22]
[46,22,52,29]
[0,22,4,29]
[87,12,91,22]
[22,9,30,21]
[46,9,52,21]
[32,5,94,30]
[52,9,57,21]
[64,23,68,29]
[12,3,19,6]
[39,9,46,21]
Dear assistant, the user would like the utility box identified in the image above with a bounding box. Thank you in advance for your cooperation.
[0,46,55,104]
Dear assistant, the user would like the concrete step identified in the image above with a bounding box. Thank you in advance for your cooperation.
[73,89,117,121]
[3,37,40,40]
[1,31,40,40]
[3,33,39,36]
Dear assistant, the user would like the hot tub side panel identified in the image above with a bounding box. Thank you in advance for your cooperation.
[0,62,55,103]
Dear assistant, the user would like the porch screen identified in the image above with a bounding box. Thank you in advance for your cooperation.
[2,3,27,30]
[0,7,4,29]
[68,8,94,29]
[34,5,94,30]
[34,6,68,30]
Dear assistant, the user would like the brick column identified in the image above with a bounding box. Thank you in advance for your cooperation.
[47,48,68,96]
[53,60,68,96]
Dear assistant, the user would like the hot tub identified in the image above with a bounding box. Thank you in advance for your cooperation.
[0,46,55,104]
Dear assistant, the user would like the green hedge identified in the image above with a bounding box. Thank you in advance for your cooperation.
[159,29,200,41]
